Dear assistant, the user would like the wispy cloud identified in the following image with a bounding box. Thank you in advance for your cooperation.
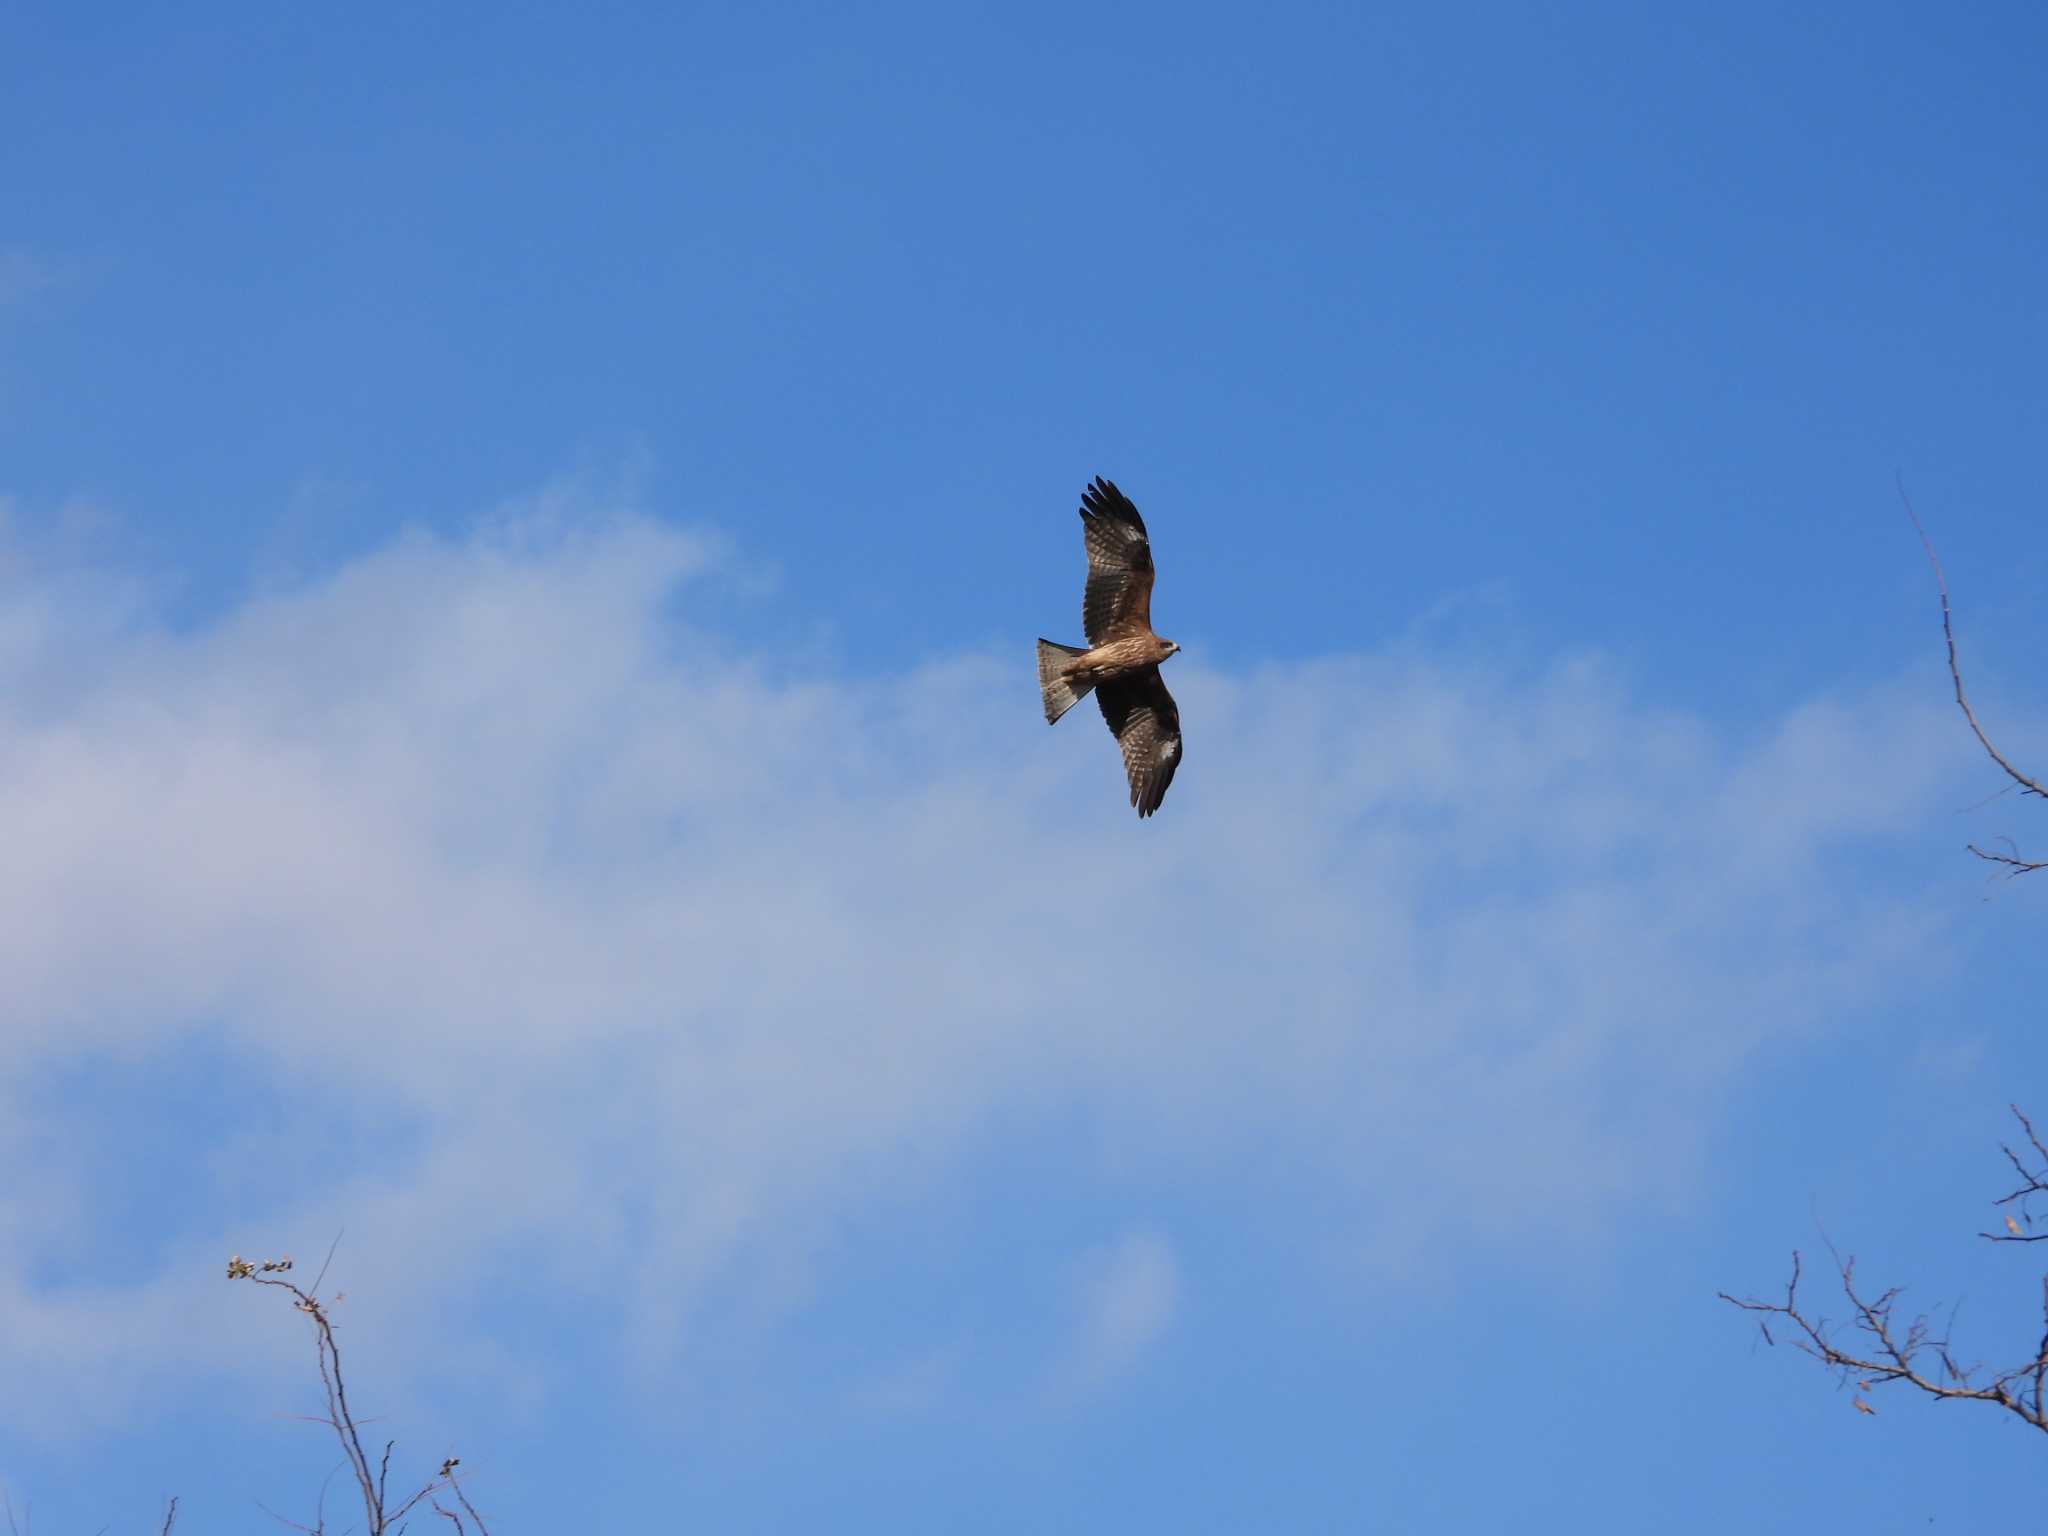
[0,487,1966,1432]
[1055,1229,1180,1397]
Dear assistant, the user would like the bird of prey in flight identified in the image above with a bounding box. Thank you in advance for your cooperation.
[1036,476,1183,818]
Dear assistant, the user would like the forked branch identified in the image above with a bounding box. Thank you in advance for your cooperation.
[227,1254,489,1535]
[1984,1106,2048,1244]
[1721,1107,2048,1434]
[1901,478,2047,876]
[1720,1249,2048,1433]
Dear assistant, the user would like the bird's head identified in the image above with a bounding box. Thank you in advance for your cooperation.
[1161,639,1182,661]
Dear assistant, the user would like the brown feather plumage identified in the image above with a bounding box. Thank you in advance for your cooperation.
[1036,476,1185,818]
[1096,669,1183,818]
[1079,477,1156,645]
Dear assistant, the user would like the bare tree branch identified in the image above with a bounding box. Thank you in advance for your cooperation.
[444,1469,489,1534]
[1720,1248,2048,1432]
[1901,476,2048,805]
[228,1253,489,1536]
[1968,842,2048,879]
[1724,1107,2048,1434]
[1983,1106,2048,1242]
[309,1229,344,1300]
[253,1498,320,1535]
[1901,478,2047,879]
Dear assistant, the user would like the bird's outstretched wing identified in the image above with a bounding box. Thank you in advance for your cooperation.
[1079,477,1156,645]
[1096,667,1182,818]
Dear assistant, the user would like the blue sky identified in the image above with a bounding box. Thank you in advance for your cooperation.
[3,2,2047,1529]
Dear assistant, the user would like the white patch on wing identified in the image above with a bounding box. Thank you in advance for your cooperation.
[1160,738,1178,760]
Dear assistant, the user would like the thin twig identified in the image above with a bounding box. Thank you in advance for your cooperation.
[253,1499,319,1535]
[1968,843,2048,878]
[1983,1106,2048,1240]
[1901,476,2048,806]
[1719,1251,2047,1430]
[229,1253,484,1536]
[1724,1107,2048,1434]
[444,1469,490,1535]
[310,1230,345,1300]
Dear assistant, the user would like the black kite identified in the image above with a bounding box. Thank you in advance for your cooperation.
[1035,477,1183,817]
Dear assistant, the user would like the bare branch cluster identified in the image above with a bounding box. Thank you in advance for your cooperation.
[1984,1107,2048,1245]
[1902,479,2048,877]
[226,1253,490,1536]
[1721,1106,2048,1435]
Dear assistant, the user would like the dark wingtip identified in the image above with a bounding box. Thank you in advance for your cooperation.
[1079,475,1144,532]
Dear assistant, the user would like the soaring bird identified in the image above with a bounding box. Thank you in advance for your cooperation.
[1036,476,1183,817]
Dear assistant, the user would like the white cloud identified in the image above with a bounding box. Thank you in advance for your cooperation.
[0,489,1969,1431]
[1055,1229,1180,1397]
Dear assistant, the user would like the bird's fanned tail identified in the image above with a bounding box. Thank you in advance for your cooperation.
[1036,639,1092,724]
